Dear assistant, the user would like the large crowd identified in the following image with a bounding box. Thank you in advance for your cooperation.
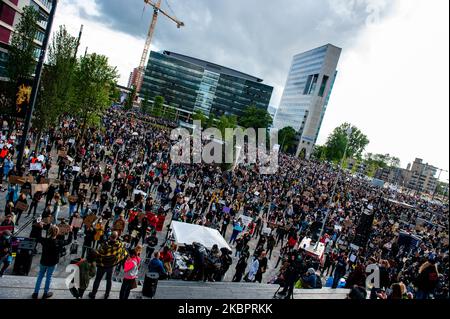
[0,108,448,300]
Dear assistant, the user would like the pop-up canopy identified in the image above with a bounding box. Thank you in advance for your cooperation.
[170,221,232,251]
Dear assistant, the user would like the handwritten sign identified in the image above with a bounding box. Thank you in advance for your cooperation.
[57,224,72,235]
[83,215,97,227]
[79,183,89,190]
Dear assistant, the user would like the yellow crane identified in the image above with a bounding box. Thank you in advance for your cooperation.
[132,0,184,93]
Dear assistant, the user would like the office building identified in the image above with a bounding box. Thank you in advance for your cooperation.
[373,158,439,194]
[0,0,52,80]
[274,44,342,158]
[141,50,273,121]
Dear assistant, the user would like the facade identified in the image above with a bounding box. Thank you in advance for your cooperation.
[274,44,342,158]
[374,158,439,194]
[0,0,52,80]
[141,50,273,121]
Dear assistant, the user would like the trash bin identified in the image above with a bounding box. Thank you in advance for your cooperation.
[142,272,159,298]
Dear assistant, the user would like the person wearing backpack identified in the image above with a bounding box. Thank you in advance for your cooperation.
[119,245,142,299]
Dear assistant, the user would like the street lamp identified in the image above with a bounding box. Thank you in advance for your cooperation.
[15,0,59,173]
[314,127,352,250]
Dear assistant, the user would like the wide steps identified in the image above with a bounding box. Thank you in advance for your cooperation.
[0,275,349,299]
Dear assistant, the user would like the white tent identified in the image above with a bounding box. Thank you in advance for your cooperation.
[170,221,232,251]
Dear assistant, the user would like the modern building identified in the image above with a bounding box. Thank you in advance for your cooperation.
[0,0,52,80]
[274,44,342,158]
[267,105,277,119]
[140,50,274,121]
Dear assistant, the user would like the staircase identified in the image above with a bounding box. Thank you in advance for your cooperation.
[0,275,349,299]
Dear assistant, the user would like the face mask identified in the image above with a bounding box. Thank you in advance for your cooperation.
[4,236,10,240]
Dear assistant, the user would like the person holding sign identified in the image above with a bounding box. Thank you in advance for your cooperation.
[32,226,71,299]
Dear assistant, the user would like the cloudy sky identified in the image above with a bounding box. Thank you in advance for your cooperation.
[53,0,449,181]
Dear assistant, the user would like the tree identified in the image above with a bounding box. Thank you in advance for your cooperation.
[192,110,208,128]
[34,26,78,140]
[217,115,238,136]
[141,90,150,114]
[206,112,217,128]
[151,96,164,118]
[124,86,136,111]
[324,123,369,162]
[278,126,297,153]
[6,6,40,85]
[239,105,273,130]
[73,53,118,137]
[312,145,327,161]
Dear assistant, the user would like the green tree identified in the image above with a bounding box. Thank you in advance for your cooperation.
[192,110,208,128]
[141,90,150,114]
[164,105,177,121]
[73,53,118,137]
[324,123,369,162]
[312,145,327,161]
[34,26,78,143]
[6,6,40,85]
[217,115,238,136]
[278,126,297,153]
[151,95,164,118]
[239,105,273,130]
[206,112,217,128]
[124,86,136,111]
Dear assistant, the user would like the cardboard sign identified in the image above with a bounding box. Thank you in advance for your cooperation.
[15,201,29,211]
[9,176,26,185]
[57,224,71,235]
[113,219,125,231]
[83,215,97,227]
[58,150,67,157]
[68,195,78,203]
[79,183,90,190]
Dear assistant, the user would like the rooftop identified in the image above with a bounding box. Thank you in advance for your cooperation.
[162,51,265,83]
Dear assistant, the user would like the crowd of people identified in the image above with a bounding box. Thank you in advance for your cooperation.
[0,108,448,300]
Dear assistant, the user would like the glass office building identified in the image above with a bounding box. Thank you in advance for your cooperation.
[274,44,342,158]
[141,51,273,120]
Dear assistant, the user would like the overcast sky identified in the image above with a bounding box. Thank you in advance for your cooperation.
[53,0,449,181]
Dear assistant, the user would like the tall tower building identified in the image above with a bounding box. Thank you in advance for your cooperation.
[274,44,342,158]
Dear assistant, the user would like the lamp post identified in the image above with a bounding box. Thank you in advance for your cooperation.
[15,0,59,173]
[315,127,352,249]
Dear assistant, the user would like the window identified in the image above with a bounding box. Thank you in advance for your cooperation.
[303,74,319,95]
[318,75,329,97]
[0,3,15,26]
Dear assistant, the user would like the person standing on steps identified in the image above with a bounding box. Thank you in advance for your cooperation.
[88,231,128,299]
[32,225,70,299]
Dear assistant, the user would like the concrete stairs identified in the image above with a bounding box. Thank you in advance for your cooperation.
[0,275,349,299]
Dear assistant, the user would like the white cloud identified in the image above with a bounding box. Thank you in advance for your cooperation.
[52,0,157,86]
[317,0,449,181]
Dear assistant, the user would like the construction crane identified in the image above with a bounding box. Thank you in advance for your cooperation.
[131,0,184,93]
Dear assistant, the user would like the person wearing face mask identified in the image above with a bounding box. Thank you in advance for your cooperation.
[0,230,12,277]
